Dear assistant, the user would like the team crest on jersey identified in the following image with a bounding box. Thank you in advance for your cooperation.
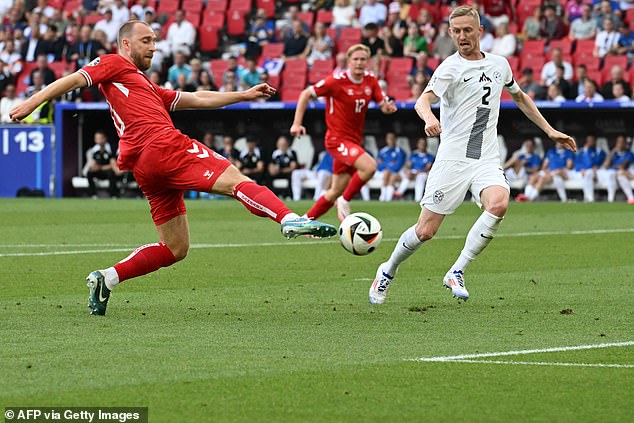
[364,87,372,96]
[86,57,100,67]
[433,190,444,204]
[493,71,502,84]
[350,147,359,157]
[347,89,354,95]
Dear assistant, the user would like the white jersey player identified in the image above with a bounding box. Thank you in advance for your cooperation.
[369,5,576,304]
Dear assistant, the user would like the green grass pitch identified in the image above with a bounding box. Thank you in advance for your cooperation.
[1,198,633,422]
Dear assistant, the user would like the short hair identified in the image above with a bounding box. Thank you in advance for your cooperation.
[117,20,149,47]
[364,23,378,31]
[346,44,371,60]
[449,6,480,26]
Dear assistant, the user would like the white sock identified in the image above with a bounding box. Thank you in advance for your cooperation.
[104,267,120,290]
[415,173,427,202]
[291,170,303,201]
[606,175,617,202]
[386,185,395,201]
[450,211,503,273]
[360,185,370,201]
[582,171,594,202]
[397,177,409,196]
[384,225,424,276]
[553,175,567,202]
[315,171,330,200]
[280,213,300,224]
[617,175,634,200]
[525,184,538,201]
[379,186,386,201]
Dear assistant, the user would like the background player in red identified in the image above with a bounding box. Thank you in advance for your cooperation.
[290,44,397,221]
[10,20,336,316]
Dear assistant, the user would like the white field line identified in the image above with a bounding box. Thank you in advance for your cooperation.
[411,341,634,368]
[1,227,634,258]
[435,359,634,369]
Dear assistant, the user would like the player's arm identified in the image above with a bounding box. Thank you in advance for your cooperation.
[9,72,87,121]
[379,98,397,114]
[510,89,577,152]
[290,87,314,137]
[414,91,441,137]
[174,83,276,110]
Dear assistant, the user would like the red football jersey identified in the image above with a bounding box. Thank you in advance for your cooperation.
[78,54,182,169]
[311,70,386,146]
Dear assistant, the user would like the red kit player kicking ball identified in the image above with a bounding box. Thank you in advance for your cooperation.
[10,20,336,316]
[290,44,397,221]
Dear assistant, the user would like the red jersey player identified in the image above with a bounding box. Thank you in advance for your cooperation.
[10,20,336,316]
[290,44,397,221]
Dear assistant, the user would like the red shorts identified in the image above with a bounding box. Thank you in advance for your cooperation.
[325,137,366,175]
[133,135,231,225]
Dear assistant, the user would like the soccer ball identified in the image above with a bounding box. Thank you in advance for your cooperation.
[338,212,383,255]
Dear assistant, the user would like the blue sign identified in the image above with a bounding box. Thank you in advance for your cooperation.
[0,125,55,197]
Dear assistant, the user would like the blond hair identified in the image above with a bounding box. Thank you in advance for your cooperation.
[346,44,371,60]
[449,6,481,26]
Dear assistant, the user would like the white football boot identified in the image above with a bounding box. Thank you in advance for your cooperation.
[443,270,469,300]
[369,262,395,304]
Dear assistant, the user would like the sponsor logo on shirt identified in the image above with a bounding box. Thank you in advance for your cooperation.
[493,71,502,84]
[433,190,444,204]
[87,57,101,67]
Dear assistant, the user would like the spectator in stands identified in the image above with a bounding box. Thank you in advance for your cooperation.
[173,72,195,92]
[149,24,170,73]
[540,5,567,42]
[306,21,334,64]
[403,22,428,57]
[0,84,21,123]
[166,9,196,58]
[25,70,46,98]
[258,71,280,101]
[505,138,542,189]
[521,141,575,202]
[521,6,542,41]
[518,67,545,100]
[246,12,275,59]
[490,21,516,57]
[332,0,357,28]
[187,58,203,87]
[565,0,585,23]
[94,9,118,45]
[611,81,632,102]
[395,136,433,202]
[279,6,310,40]
[408,82,424,101]
[416,9,437,44]
[92,29,113,53]
[380,25,404,57]
[359,0,388,27]
[0,40,23,78]
[84,130,119,198]
[39,24,64,61]
[240,58,262,90]
[550,65,573,99]
[601,65,632,98]
[592,0,621,30]
[576,79,605,102]
[569,4,597,41]
[433,22,457,61]
[283,20,308,59]
[386,2,407,37]
[130,0,154,20]
[481,0,515,28]
[333,51,347,73]
[268,135,299,193]
[166,52,191,86]
[541,48,573,86]
[67,25,106,70]
[594,18,621,58]
[546,83,567,102]
[600,134,634,203]
[362,23,386,57]
[110,0,130,27]
[196,70,217,92]
[217,135,241,168]
[569,133,607,202]
[291,151,333,201]
[479,26,495,52]
[238,136,265,185]
[570,64,592,99]
[616,23,633,55]
[20,24,46,62]
[225,56,245,82]
[219,69,240,92]
[376,131,406,202]
[30,54,55,86]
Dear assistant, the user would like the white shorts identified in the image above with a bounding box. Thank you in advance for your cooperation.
[421,160,509,215]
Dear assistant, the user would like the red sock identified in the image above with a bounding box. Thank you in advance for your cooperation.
[114,242,176,283]
[234,181,292,223]
[306,195,334,219]
[342,172,367,201]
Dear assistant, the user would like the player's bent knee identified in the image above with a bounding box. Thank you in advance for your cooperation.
[486,202,508,218]
[171,244,189,262]
[414,223,436,242]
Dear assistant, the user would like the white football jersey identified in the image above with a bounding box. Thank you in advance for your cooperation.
[423,51,520,162]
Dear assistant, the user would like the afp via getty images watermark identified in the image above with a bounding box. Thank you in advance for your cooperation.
[4,407,148,423]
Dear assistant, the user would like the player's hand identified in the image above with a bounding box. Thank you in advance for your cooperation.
[381,99,397,114]
[9,99,38,122]
[290,123,306,137]
[549,130,577,152]
[424,116,442,137]
[244,83,277,100]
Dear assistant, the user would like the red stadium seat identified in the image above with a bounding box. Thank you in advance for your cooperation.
[507,56,519,72]
[298,11,315,32]
[576,56,601,71]
[229,0,251,13]
[184,11,201,27]
[316,10,333,26]
[520,55,545,74]
[199,25,219,52]
[48,0,64,9]
[388,87,412,102]
[308,59,334,84]
[226,9,247,36]
[548,39,573,56]
[500,89,513,102]
[282,59,308,89]
[260,42,284,60]
[522,40,546,57]
[157,0,180,15]
[209,59,230,86]
[48,61,68,79]
[182,0,203,12]
[16,62,38,96]
[202,11,225,27]
[427,56,440,70]
[255,0,275,18]
[387,57,414,78]
[205,0,228,13]
[573,39,595,55]
[281,87,303,102]
[83,13,102,26]
[266,74,280,88]
[602,55,628,71]
[585,69,602,86]
[284,58,308,73]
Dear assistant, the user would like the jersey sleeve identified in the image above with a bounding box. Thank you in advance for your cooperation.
[423,63,453,98]
[311,75,336,98]
[372,76,387,104]
[155,85,182,112]
[77,55,123,87]
[502,58,521,94]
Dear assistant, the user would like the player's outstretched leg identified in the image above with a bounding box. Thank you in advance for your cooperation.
[86,270,111,315]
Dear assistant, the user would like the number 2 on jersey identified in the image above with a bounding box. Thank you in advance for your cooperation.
[354,98,366,113]
[481,86,491,106]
